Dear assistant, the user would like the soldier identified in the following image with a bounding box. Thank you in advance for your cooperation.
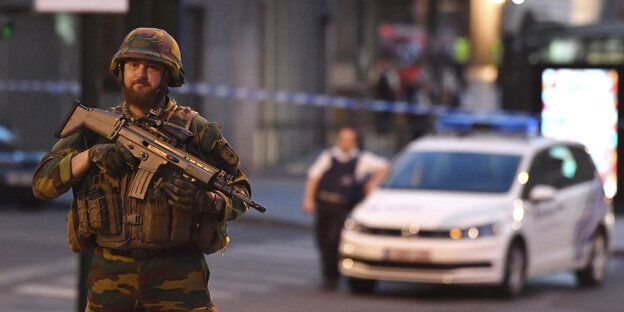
[32,27,250,311]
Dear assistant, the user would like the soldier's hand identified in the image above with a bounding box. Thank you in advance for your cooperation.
[200,192,225,217]
[164,177,225,217]
[88,143,138,178]
[163,176,197,211]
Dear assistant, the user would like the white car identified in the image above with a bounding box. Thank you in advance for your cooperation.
[339,133,613,297]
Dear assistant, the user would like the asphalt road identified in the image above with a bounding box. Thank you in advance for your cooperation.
[1,201,624,312]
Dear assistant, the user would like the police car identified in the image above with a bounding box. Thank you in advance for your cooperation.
[339,114,614,297]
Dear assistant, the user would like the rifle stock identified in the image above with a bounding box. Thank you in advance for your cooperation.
[56,100,122,140]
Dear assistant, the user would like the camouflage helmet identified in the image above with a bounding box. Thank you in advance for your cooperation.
[110,27,185,87]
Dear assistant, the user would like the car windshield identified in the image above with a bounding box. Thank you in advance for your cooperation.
[383,151,522,193]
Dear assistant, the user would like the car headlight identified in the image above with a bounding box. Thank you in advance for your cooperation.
[450,223,501,239]
[344,218,364,232]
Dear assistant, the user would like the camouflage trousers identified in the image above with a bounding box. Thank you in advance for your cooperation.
[85,247,217,312]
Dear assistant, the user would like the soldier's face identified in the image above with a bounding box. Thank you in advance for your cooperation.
[122,59,166,107]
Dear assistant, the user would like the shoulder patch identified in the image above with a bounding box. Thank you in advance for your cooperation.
[215,137,239,166]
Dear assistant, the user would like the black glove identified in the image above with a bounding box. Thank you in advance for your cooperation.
[163,177,197,211]
[88,143,138,178]
[200,191,226,217]
[163,177,225,217]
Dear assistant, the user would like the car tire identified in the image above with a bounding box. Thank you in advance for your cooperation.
[576,231,608,287]
[497,242,526,298]
[347,277,377,294]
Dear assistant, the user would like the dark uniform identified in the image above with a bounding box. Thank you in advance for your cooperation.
[306,143,388,288]
[315,156,362,281]
[32,28,250,312]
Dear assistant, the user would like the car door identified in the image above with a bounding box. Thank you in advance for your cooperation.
[567,145,607,266]
[544,145,588,269]
[521,146,571,274]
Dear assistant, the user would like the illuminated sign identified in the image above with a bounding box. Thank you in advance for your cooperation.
[541,68,618,198]
[34,0,128,13]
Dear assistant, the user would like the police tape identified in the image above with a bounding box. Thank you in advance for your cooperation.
[0,79,543,126]
[172,82,455,115]
[0,80,81,96]
[0,79,453,115]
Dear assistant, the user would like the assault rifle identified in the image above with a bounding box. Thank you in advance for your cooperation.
[55,100,266,213]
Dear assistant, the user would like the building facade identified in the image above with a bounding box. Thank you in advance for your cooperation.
[2,0,611,173]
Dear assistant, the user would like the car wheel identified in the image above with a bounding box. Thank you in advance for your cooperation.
[347,277,377,294]
[576,231,608,287]
[497,242,526,298]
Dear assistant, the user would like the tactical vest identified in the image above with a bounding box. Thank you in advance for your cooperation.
[67,100,229,254]
[315,155,364,208]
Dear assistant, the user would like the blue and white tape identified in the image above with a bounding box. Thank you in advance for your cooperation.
[0,80,536,121]
[0,79,439,114]
[0,79,80,96]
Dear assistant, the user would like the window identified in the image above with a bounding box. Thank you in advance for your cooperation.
[383,151,521,193]
[522,145,578,198]
[569,145,596,183]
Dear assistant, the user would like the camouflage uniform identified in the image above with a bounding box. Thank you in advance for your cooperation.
[86,246,212,311]
[32,28,249,312]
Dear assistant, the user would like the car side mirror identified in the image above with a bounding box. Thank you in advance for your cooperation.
[529,185,556,202]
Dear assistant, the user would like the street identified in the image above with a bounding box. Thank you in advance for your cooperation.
[1,200,623,312]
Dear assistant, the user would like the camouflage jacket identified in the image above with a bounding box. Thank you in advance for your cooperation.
[32,98,250,224]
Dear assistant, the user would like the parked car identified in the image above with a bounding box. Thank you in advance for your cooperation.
[0,124,45,205]
[339,117,613,297]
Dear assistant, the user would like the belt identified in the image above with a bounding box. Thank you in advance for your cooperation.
[105,245,196,261]
[316,191,349,205]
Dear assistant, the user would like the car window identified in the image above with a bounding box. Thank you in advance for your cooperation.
[382,151,522,193]
[569,146,596,183]
[549,146,577,186]
[522,145,578,197]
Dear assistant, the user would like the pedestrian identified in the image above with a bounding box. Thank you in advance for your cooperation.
[302,127,389,290]
[32,27,251,312]
[368,52,401,134]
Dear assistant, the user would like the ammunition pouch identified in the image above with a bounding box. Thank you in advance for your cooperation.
[149,176,229,254]
[66,201,95,253]
[196,213,229,255]
[140,178,194,244]
[74,173,123,237]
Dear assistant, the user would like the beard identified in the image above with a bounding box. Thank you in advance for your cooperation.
[122,80,163,110]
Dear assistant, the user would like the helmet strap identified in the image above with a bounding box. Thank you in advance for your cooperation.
[116,62,124,87]
[155,68,170,101]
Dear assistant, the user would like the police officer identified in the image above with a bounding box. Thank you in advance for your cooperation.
[32,27,250,312]
[302,127,388,289]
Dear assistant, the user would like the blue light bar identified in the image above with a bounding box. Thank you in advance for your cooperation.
[436,113,539,135]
